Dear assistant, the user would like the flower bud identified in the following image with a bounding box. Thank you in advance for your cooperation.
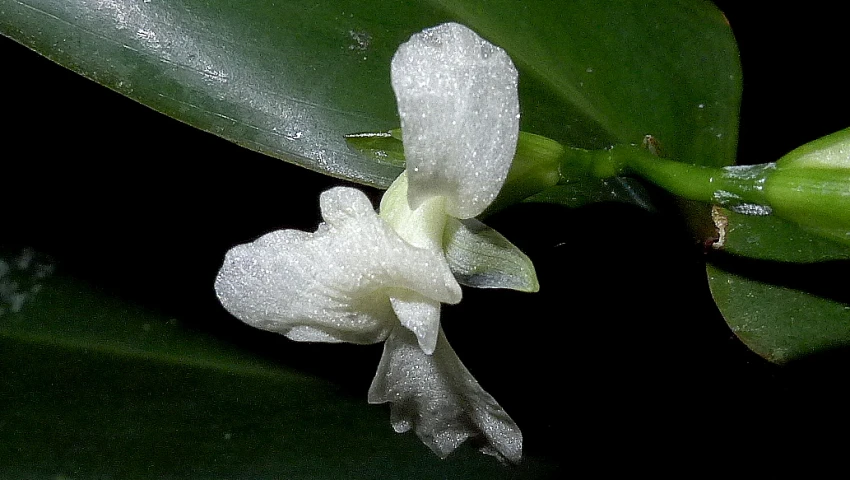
[765,128,850,244]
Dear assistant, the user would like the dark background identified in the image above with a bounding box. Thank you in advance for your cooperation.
[3,1,848,465]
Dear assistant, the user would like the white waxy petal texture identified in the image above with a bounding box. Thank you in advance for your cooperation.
[391,22,520,219]
[389,291,441,355]
[368,327,523,463]
[214,187,461,344]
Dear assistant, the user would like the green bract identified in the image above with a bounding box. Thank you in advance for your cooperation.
[767,128,850,245]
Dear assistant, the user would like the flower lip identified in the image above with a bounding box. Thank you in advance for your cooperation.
[368,326,523,463]
[391,22,520,220]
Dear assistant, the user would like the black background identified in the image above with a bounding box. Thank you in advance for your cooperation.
[3,1,848,466]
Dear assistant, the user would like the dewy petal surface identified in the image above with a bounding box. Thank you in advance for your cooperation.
[389,291,441,355]
[368,326,523,463]
[214,187,461,344]
[392,22,520,219]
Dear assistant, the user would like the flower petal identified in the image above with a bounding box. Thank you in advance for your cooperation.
[214,187,461,344]
[368,326,523,463]
[443,218,539,292]
[391,22,520,219]
[390,291,441,355]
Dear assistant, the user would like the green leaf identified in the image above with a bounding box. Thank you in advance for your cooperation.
[1,0,740,188]
[444,219,539,293]
[0,247,557,478]
[707,262,850,364]
[711,207,850,263]
[1,0,431,187]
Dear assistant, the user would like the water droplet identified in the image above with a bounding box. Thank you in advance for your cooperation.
[731,203,773,216]
[348,30,372,52]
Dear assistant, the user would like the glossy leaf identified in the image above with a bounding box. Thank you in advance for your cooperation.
[0,0,740,191]
[707,262,850,364]
[1,0,432,186]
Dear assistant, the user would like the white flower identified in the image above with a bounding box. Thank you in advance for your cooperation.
[215,22,522,462]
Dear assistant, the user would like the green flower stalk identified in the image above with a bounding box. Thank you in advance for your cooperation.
[544,128,850,244]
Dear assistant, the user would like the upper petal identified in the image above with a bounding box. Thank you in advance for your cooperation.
[368,326,523,463]
[214,187,461,345]
[391,22,520,219]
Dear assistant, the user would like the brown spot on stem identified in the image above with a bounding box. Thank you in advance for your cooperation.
[710,206,728,250]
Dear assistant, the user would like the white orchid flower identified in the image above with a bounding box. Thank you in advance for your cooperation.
[215,22,523,462]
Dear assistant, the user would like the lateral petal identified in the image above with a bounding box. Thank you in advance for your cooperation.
[214,187,461,344]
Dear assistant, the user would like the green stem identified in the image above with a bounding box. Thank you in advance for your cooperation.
[556,140,850,241]
[559,143,774,207]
